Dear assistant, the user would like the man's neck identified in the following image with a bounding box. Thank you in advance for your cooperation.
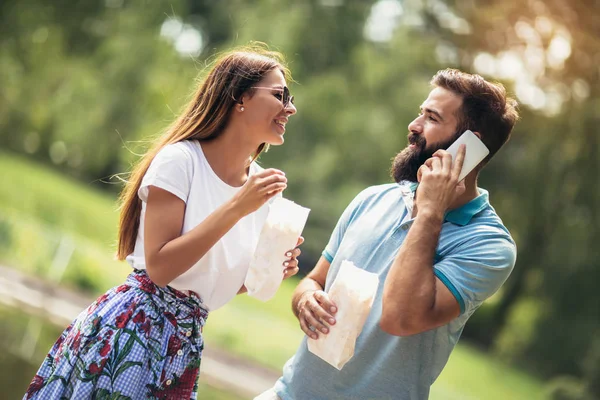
[449,174,479,211]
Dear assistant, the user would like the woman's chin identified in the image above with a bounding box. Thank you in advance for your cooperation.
[266,135,285,146]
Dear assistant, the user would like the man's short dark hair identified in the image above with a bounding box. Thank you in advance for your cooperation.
[431,69,519,163]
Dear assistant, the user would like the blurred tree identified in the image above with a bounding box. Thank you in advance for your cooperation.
[0,0,234,182]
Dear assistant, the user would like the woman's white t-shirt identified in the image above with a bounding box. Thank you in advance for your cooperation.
[126,140,271,311]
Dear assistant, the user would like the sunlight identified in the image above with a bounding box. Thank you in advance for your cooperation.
[175,27,204,57]
[160,17,183,41]
[515,21,541,46]
[572,79,590,102]
[515,80,546,110]
[430,0,472,35]
[547,32,572,70]
[364,0,403,42]
[160,17,204,57]
[534,16,553,38]
[471,15,577,115]
[473,53,496,76]
[496,51,525,80]
[523,45,545,79]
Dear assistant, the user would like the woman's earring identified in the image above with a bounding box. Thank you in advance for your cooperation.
[240,106,245,112]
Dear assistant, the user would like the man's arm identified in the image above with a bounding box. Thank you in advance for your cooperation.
[380,147,466,336]
[380,211,460,336]
[292,256,337,340]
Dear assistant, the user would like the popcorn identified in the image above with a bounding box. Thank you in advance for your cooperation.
[308,260,379,370]
[245,197,310,301]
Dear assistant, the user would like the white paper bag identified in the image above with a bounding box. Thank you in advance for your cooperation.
[307,260,379,370]
[245,197,310,301]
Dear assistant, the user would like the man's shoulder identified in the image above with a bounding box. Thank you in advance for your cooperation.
[475,203,513,236]
[337,183,401,224]
[354,183,400,202]
[461,205,517,260]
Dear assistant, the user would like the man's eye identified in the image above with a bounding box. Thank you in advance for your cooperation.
[274,93,283,100]
[428,116,437,122]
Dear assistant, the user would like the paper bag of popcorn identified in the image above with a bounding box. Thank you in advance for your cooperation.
[307,260,379,370]
[245,197,310,301]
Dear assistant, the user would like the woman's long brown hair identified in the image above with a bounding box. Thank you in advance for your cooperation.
[116,44,290,260]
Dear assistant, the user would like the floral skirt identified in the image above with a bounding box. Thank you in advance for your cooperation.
[24,269,209,400]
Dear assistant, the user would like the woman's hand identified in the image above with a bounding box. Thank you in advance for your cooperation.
[283,236,304,279]
[230,168,287,217]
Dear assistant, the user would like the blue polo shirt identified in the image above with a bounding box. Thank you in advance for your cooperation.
[274,183,516,400]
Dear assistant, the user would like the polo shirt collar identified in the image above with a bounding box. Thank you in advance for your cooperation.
[401,182,489,226]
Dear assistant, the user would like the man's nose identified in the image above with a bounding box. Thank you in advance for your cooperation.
[407,116,423,134]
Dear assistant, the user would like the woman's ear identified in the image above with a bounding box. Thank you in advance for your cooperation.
[472,131,482,140]
[240,91,252,106]
[237,98,245,112]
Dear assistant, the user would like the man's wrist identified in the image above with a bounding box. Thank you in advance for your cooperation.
[296,289,315,308]
[416,206,445,225]
[293,285,320,318]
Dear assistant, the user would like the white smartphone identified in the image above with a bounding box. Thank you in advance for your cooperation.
[446,130,489,181]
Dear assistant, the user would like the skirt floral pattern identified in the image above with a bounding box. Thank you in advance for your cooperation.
[24,269,209,400]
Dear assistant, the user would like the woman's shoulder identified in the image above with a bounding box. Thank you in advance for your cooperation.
[160,140,197,158]
[152,140,202,168]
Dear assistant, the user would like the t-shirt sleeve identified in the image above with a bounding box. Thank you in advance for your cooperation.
[434,232,516,315]
[138,143,193,203]
[322,189,371,263]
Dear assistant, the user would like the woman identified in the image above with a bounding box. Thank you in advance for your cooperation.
[25,45,301,399]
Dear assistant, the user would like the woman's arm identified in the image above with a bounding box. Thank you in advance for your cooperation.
[143,169,287,286]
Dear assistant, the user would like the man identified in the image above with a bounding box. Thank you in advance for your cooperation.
[258,69,520,400]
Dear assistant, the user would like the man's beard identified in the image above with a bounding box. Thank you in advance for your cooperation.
[391,132,460,183]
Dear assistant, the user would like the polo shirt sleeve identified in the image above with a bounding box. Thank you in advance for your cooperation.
[322,189,370,263]
[434,232,517,316]
[138,143,193,204]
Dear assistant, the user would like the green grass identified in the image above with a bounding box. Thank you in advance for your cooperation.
[0,152,127,291]
[204,278,304,370]
[0,152,117,245]
[0,151,547,399]
[196,383,244,400]
[432,343,546,400]
[0,212,129,292]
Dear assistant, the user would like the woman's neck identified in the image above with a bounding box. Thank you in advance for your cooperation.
[199,128,258,187]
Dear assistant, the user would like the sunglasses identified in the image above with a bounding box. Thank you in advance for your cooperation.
[251,86,295,108]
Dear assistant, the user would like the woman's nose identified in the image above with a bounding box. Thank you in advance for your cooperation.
[285,102,297,116]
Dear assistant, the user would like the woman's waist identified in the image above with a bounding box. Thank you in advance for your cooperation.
[125,269,210,319]
[168,265,249,311]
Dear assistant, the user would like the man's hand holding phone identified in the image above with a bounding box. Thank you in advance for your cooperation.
[415,130,489,219]
[416,144,467,219]
[445,130,490,181]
